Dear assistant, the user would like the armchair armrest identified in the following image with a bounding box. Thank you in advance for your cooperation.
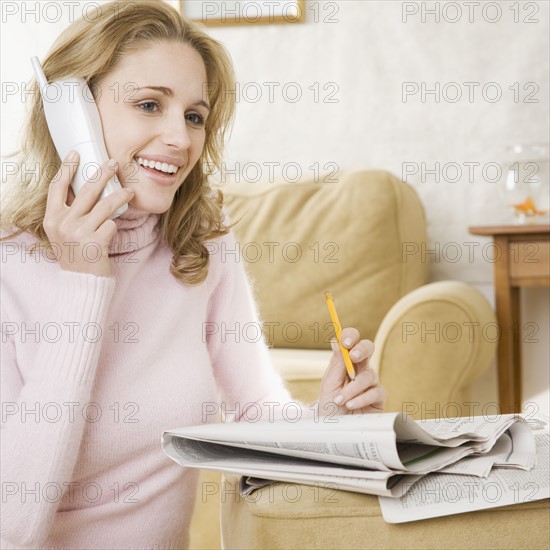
[370,281,497,419]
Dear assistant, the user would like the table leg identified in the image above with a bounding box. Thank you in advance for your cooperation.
[494,236,521,414]
[511,286,522,411]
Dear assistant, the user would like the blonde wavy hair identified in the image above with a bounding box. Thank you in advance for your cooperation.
[1,0,235,285]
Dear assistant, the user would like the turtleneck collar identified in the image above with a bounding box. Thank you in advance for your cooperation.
[109,205,161,256]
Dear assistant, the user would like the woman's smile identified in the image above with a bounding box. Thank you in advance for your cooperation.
[134,155,184,187]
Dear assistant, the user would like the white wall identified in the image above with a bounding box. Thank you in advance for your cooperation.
[1,0,548,415]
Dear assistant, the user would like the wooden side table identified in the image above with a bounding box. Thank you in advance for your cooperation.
[468,225,550,413]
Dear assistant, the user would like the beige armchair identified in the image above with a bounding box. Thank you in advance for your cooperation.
[189,170,543,549]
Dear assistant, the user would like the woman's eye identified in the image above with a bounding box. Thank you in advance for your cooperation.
[186,113,206,126]
[138,101,159,112]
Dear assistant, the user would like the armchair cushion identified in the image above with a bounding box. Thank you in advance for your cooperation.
[223,170,429,349]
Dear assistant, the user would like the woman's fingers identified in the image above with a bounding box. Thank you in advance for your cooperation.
[318,328,386,416]
[338,327,360,350]
[326,333,375,388]
[43,152,133,277]
[335,365,380,404]
[66,185,76,207]
[68,159,118,219]
[344,384,387,412]
[348,338,375,364]
[45,151,80,216]
[329,336,374,372]
[95,217,119,244]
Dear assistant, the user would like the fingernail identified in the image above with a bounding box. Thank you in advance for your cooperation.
[343,337,353,347]
[346,400,355,409]
[66,150,78,161]
[350,350,361,360]
[125,188,135,194]
[334,395,344,405]
[108,159,118,170]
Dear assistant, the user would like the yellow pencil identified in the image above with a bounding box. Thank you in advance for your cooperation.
[324,291,356,380]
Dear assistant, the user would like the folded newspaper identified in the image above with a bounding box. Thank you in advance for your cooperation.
[378,415,548,521]
[162,412,535,498]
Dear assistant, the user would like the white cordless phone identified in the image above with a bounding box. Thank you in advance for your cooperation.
[31,57,127,219]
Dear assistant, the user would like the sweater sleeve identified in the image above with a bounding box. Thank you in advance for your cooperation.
[0,269,116,547]
[205,232,316,423]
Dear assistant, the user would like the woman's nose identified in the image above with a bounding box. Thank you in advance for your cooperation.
[161,115,192,150]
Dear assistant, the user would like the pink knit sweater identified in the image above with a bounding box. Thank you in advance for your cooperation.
[0,207,297,549]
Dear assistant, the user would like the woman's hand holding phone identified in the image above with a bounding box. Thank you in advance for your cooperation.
[43,150,134,278]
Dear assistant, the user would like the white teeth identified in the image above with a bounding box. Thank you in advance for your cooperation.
[136,157,178,174]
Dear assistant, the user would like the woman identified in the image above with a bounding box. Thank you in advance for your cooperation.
[0,1,386,548]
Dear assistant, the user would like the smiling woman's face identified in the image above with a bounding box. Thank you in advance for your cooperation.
[95,40,210,214]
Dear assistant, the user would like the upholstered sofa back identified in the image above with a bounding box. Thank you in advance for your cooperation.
[222,170,429,349]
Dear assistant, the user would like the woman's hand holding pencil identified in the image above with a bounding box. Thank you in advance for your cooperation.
[317,292,386,416]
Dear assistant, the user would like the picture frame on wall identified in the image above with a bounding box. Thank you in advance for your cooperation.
[177,0,305,26]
